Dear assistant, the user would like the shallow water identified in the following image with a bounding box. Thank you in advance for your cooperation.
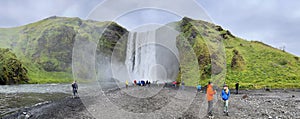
[0,84,72,94]
[0,81,127,94]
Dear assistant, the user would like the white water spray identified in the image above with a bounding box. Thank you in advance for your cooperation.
[126,31,157,82]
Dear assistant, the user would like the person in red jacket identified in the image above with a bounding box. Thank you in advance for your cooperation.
[206,81,216,117]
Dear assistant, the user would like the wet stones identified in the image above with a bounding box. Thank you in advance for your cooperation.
[22,111,32,119]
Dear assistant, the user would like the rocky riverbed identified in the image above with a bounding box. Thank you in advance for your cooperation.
[1,85,300,119]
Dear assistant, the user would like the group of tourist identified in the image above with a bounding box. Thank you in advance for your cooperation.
[70,79,240,118]
[133,80,151,86]
[205,81,239,118]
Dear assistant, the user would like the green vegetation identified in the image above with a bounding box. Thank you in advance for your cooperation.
[176,17,300,89]
[0,16,127,84]
[0,16,299,89]
[0,48,29,84]
[224,40,300,89]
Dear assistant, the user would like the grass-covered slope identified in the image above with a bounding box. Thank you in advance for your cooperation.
[224,39,300,89]
[0,16,128,84]
[0,16,299,89]
[178,17,300,89]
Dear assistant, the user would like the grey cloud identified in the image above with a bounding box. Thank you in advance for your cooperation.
[88,0,211,22]
[0,0,299,56]
[0,0,101,27]
[116,9,181,30]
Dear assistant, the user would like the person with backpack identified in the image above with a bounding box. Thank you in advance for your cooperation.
[71,80,78,98]
[221,84,230,116]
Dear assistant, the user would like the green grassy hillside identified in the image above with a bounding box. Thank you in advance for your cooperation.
[0,16,299,89]
[224,40,300,89]
[178,17,300,89]
[0,16,127,84]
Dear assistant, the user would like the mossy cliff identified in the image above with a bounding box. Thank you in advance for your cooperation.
[0,48,29,84]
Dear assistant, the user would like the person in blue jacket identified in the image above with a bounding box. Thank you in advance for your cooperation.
[197,84,201,92]
[221,84,230,115]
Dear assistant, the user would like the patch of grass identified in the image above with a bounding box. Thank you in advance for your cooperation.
[28,71,73,84]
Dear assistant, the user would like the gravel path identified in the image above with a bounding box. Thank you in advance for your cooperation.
[2,87,300,119]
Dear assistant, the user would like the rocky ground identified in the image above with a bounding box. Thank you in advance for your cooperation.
[1,86,300,119]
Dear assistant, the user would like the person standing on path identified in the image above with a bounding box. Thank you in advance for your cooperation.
[221,84,230,116]
[197,84,201,92]
[134,80,137,86]
[181,81,185,90]
[206,81,216,117]
[235,82,239,94]
[72,80,78,98]
[125,80,129,88]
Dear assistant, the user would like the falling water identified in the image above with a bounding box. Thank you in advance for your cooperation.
[107,24,180,88]
[126,31,157,82]
[124,25,180,83]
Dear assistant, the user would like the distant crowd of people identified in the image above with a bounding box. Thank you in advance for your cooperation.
[71,79,240,118]
[132,80,151,87]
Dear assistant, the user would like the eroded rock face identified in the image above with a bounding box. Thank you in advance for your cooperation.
[18,17,128,72]
[0,48,29,85]
[231,49,245,70]
[34,25,77,72]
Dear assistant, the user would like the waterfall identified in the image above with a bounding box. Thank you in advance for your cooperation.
[106,25,180,84]
[126,31,157,81]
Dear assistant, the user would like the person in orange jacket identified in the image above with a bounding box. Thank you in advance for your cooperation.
[206,81,216,117]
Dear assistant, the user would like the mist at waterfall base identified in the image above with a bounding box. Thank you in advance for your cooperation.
[97,25,180,90]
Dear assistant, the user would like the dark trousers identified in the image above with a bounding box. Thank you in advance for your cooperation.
[207,100,213,116]
[73,89,77,96]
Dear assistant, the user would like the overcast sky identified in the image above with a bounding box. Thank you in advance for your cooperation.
[0,0,299,56]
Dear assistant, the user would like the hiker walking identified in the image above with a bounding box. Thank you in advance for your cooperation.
[221,84,230,116]
[206,81,216,117]
[235,82,239,94]
[72,80,78,98]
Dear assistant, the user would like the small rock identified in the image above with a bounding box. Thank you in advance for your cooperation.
[266,100,271,103]
[268,115,272,119]
[242,94,248,99]
[292,95,295,98]
[25,114,31,119]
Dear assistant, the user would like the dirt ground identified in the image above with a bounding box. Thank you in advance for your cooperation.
[2,86,300,119]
